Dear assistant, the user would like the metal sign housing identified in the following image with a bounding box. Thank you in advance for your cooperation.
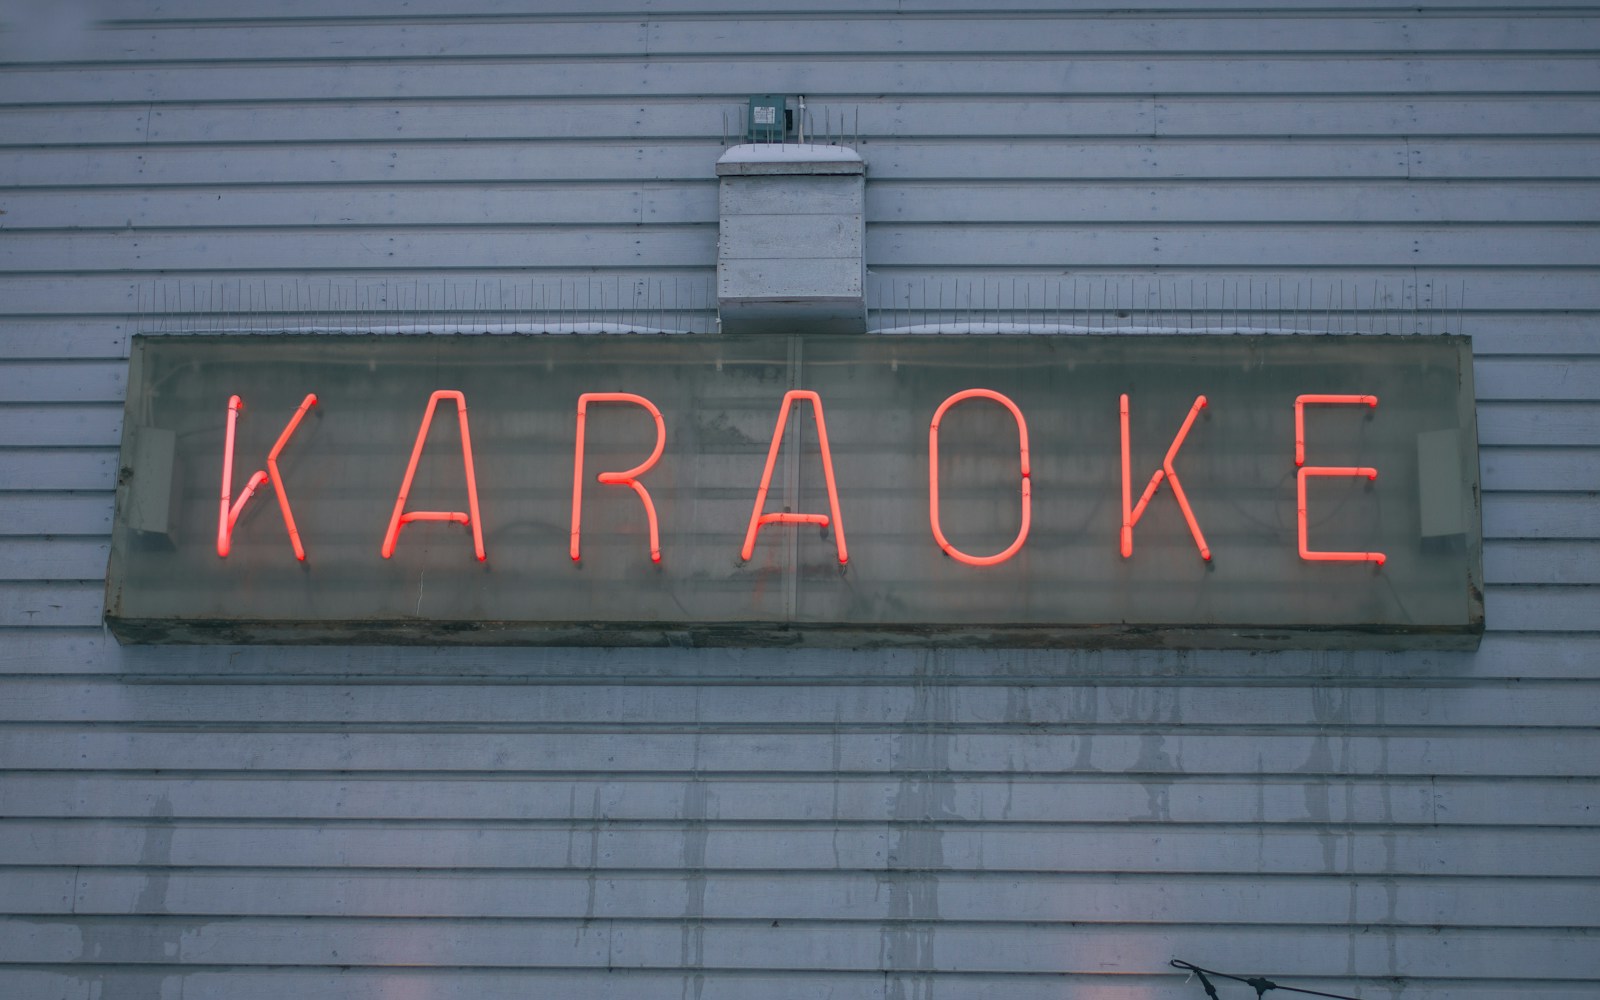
[106,333,1484,648]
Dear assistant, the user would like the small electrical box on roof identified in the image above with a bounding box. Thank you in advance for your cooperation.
[746,95,789,142]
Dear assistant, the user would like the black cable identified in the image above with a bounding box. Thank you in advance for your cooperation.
[1171,959,1364,1000]
[1173,959,1221,999]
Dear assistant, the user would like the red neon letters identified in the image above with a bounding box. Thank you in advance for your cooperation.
[1120,394,1211,561]
[1295,394,1377,467]
[210,387,1398,571]
[1295,394,1385,566]
[740,390,849,564]
[928,389,1032,566]
[381,390,486,561]
[217,392,318,560]
[570,392,666,564]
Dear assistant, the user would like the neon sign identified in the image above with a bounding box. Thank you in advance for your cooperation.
[107,334,1483,648]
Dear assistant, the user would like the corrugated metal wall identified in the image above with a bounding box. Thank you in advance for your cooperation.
[2,3,1596,997]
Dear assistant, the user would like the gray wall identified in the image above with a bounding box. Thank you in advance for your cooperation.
[2,3,1597,997]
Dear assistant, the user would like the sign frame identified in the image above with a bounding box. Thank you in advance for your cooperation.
[105,332,1485,649]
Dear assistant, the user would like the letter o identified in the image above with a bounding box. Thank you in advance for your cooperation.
[928,389,1032,567]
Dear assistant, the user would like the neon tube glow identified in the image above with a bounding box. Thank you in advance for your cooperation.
[1298,467,1385,565]
[381,390,486,561]
[570,392,666,564]
[1120,393,1212,561]
[1296,394,1385,566]
[927,388,1032,566]
[740,390,849,564]
[217,393,317,560]
[1296,394,1378,467]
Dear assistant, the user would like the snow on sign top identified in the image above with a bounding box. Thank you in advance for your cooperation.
[718,143,863,163]
[716,143,865,176]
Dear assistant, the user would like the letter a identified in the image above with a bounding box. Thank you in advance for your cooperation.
[1120,393,1211,561]
[382,390,486,561]
[741,390,848,564]
[217,392,318,560]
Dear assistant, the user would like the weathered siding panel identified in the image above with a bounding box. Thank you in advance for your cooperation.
[1,3,1596,998]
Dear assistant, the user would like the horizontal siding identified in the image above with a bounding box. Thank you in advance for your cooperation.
[4,821,1597,876]
[68,0,1600,15]
[0,923,1594,993]
[5,105,1600,150]
[0,975,1588,1000]
[3,226,1597,273]
[8,222,1600,274]
[5,679,1600,728]
[6,58,1596,104]
[2,871,1593,925]
[3,775,1595,826]
[4,725,1599,776]
[0,974,1588,1000]
[8,15,1600,63]
[0,404,124,447]
[5,137,1598,181]
[2,271,1596,342]
[12,180,1600,229]
[1,4,1596,999]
